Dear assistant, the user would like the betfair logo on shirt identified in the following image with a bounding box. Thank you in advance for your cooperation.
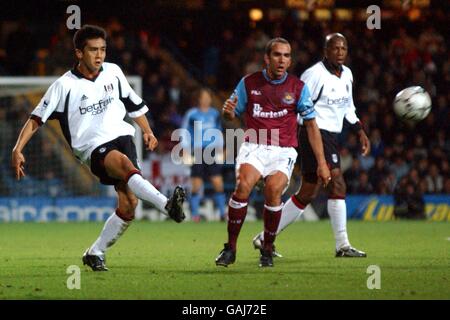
[79,97,114,115]
[327,96,350,105]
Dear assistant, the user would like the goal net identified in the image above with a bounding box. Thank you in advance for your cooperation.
[0,76,145,222]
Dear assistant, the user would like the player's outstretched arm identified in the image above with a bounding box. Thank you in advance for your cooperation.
[358,129,370,156]
[222,96,237,121]
[132,114,158,151]
[11,118,40,180]
[304,118,331,187]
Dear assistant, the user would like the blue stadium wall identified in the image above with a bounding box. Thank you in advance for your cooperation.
[0,195,448,222]
[346,195,450,221]
[0,197,116,222]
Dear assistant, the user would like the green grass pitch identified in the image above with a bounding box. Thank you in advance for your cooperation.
[0,220,448,299]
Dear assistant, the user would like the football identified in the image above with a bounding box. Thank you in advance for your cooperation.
[393,86,432,122]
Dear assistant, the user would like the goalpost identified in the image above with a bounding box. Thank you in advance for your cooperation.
[0,76,145,221]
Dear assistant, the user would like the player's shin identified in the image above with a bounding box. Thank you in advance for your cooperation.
[262,204,282,252]
[258,195,306,241]
[277,196,306,233]
[127,173,168,213]
[327,198,350,250]
[89,210,130,256]
[227,195,249,251]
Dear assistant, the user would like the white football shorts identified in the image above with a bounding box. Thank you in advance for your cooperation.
[235,142,298,182]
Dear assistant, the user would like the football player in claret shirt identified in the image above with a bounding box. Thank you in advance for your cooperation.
[215,38,331,268]
[253,33,370,258]
[11,25,186,271]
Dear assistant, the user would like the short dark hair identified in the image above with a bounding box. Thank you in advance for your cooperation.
[324,33,347,49]
[265,37,290,56]
[73,25,107,50]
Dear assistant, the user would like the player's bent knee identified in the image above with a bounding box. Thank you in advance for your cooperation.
[129,197,138,210]
[264,184,284,199]
[330,177,346,198]
[120,155,137,174]
[296,193,314,206]
[235,177,253,197]
[299,185,318,202]
[116,208,135,222]
[116,195,138,221]
[263,183,285,206]
[105,152,138,181]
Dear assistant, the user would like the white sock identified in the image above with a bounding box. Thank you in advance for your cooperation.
[89,212,130,256]
[260,196,305,241]
[277,197,305,234]
[127,174,168,214]
[327,199,350,250]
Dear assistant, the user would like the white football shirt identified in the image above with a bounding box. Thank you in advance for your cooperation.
[31,62,148,164]
[299,60,360,133]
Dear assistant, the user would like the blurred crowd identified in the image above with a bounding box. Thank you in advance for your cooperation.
[0,8,448,196]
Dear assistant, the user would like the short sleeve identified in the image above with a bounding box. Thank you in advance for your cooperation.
[31,81,64,124]
[114,64,148,118]
[296,85,316,120]
[230,77,248,116]
[300,67,322,103]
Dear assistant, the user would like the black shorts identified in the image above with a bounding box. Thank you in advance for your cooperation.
[90,135,139,186]
[298,126,340,174]
[191,163,223,179]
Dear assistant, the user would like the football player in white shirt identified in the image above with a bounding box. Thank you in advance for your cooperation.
[253,33,370,258]
[11,25,186,271]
